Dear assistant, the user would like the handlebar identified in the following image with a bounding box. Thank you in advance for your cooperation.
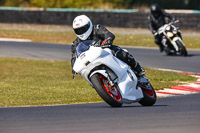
[91,40,101,47]
[91,40,111,48]
[168,20,179,25]
[157,20,179,35]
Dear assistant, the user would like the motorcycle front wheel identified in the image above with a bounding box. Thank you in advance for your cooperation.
[90,73,123,107]
[138,83,157,106]
[176,40,188,56]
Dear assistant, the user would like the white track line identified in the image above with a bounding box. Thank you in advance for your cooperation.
[0,38,31,42]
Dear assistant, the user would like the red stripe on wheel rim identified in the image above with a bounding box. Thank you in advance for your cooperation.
[142,87,155,98]
[98,74,122,101]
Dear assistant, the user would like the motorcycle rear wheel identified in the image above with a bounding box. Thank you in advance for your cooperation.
[90,73,123,107]
[138,83,157,106]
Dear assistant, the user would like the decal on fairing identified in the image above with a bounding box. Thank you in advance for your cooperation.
[127,70,134,81]
[80,53,86,59]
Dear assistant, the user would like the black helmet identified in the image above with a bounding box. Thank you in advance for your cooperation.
[150,4,162,18]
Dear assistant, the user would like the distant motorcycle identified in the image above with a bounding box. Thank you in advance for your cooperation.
[73,40,156,107]
[157,20,188,56]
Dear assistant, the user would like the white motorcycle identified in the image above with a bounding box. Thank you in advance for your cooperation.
[73,40,156,107]
[158,20,187,56]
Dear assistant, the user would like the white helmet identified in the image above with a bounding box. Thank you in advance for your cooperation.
[72,15,93,40]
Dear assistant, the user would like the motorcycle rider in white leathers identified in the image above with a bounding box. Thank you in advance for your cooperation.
[71,15,145,77]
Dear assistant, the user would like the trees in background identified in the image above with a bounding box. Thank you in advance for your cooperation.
[0,0,199,10]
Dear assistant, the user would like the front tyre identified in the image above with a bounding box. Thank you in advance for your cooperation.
[90,74,123,107]
[176,40,188,56]
[164,47,173,56]
[139,83,157,106]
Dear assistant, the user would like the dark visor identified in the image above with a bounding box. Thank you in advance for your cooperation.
[74,22,90,35]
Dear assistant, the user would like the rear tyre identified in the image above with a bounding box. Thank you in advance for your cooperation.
[90,73,123,107]
[176,40,187,56]
[139,83,157,106]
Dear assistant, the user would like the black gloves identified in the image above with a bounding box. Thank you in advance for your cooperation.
[101,37,113,47]
[93,37,113,48]
[100,37,113,48]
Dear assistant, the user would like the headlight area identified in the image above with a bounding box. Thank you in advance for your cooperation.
[166,32,173,37]
[173,30,177,34]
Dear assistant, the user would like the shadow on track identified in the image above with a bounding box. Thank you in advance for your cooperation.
[95,104,168,108]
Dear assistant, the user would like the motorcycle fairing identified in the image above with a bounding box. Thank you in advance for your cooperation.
[171,37,185,51]
[73,46,143,103]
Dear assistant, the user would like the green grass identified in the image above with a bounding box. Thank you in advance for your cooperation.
[115,33,200,49]
[115,34,155,47]
[0,57,196,107]
[145,68,195,90]
[183,36,200,49]
[0,28,76,44]
[0,23,200,49]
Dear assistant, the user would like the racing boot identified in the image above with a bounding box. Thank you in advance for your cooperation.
[134,63,146,77]
[127,53,146,78]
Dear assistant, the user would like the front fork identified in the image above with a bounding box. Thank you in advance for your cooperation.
[162,36,168,47]
[138,76,152,90]
[104,67,118,87]
[107,74,115,87]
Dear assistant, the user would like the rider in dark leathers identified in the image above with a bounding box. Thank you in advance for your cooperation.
[71,15,145,77]
[148,4,177,52]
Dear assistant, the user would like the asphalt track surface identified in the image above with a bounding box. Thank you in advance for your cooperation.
[0,94,200,133]
[0,41,200,133]
[0,41,199,73]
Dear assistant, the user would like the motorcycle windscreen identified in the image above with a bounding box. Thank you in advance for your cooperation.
[76,40,95,57]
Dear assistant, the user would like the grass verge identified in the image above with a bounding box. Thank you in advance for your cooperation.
[115,33,200,49]
[0,23,200,49]
[0,57,196,107]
